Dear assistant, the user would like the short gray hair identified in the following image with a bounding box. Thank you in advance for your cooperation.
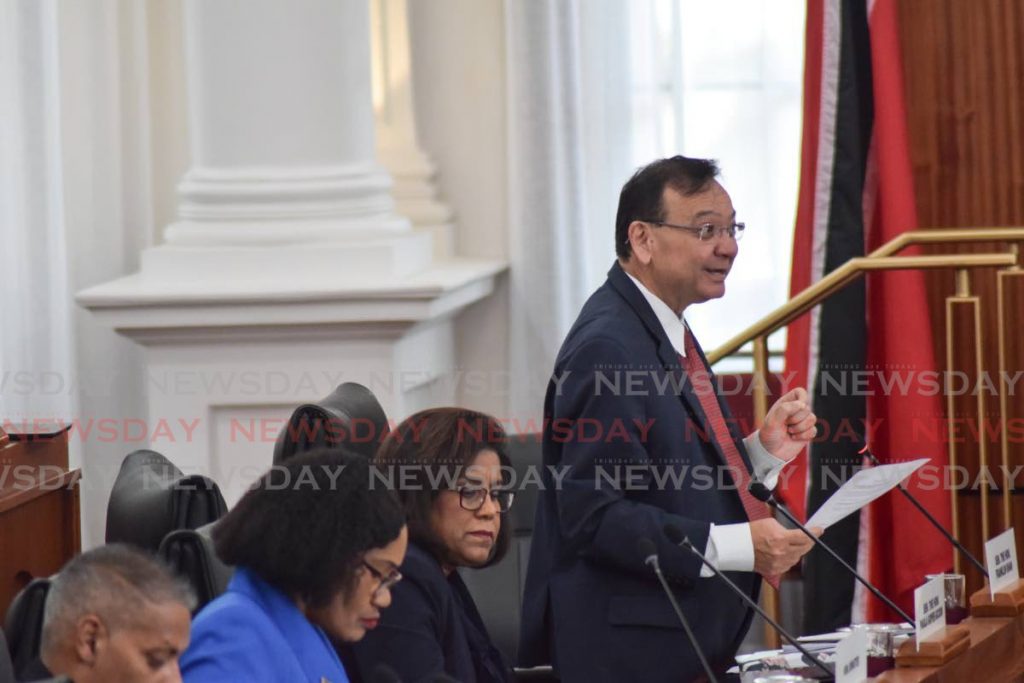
[41,544,195,658]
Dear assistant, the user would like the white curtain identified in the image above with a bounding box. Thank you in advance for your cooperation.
[504,0,634,423]
[1,0,154,548]
[0,0,73,427]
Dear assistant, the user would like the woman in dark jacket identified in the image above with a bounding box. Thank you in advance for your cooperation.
[348,407,514,683]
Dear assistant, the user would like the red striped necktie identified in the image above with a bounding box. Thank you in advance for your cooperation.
[681,329,778,589]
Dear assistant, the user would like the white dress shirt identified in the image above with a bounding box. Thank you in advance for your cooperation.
[625,273,787,576]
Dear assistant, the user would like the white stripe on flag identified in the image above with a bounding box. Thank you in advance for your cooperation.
[805,0,843,510]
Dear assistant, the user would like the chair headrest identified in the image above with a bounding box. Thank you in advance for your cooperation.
[273,382,389,463]
[3,577,51,680]
[159,521,234,612]
[106,450,227,551]
[0,626,15,683]
[506,433,543,533]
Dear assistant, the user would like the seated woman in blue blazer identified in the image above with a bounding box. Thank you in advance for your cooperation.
[181,448,408,683]
[346,408,514,683]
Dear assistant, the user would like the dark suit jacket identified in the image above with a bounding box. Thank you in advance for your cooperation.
[347,544,510,683]
[518,262,760,683]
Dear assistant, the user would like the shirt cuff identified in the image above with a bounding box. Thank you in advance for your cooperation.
[699,522,755,577]
[744,430,788,489]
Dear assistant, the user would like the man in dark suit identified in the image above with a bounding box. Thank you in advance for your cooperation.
[518,156,821,682]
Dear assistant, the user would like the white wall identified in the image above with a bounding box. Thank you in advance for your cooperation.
[58,0,153,547]
[408,0,511,423]
[146,0,189,247]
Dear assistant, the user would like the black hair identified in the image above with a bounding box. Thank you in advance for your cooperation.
[214,448,405,609]
[374,407,511,568]
[614,155,720,259]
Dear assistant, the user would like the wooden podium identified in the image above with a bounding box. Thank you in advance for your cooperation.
[0,424,81,616]
[870,612,1024,681]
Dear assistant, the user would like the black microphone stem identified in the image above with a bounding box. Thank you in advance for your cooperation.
[677,537,834,679]
[643,552,716,679]
[767,495,915,625]
[863,449,989,579]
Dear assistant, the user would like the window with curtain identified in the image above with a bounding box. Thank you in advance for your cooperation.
[627,0,806,371]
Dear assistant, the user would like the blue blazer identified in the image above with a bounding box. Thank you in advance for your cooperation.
[345,544,510,683]
[181,567,350,683]
[518,262,760,683]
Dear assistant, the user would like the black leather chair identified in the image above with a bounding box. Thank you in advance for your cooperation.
[458,433,556,681]
[273,382,389,463]
[0,627,15,683]
[3,578,51,681]
[106,450,227,551]
[158,521,234,613]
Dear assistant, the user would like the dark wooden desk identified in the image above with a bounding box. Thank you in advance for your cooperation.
[872,612,1024,682]
[0,426,81,615]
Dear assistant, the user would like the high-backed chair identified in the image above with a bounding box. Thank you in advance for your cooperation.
[2,578,51,681]
[459,433,544,666]
[158,521,233,613]
[106,450,227,551]
[0,627,16,683]
[273,382,389,463]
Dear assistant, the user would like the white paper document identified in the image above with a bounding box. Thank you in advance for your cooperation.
[805,458,930,530]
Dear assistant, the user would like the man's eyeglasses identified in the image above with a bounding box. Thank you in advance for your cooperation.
[643,220,745,242]
[362,560,402,595]
[457,486,515,513]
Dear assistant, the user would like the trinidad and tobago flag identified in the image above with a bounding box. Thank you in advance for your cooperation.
[783,0,950,632]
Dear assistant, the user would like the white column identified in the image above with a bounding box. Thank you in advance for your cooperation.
[143,0,430,284]
[77,0,506,497]
[370,0,454,258]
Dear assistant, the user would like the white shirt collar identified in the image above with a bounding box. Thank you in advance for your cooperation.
[624,272,688,357]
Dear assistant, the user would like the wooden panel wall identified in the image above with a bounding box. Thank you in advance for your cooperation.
[898,0,1024,593]
[899,1,1024,227]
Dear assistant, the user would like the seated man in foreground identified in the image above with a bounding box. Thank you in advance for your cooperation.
[31,543,194,683]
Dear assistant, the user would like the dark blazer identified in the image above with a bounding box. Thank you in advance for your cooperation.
[347,544,510,683]
[518,262,760,683]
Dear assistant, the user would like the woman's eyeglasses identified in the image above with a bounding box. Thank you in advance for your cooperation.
[457,486,515,513]
[362,560,402,595]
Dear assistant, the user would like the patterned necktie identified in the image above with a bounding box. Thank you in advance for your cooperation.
[681,329,779,589]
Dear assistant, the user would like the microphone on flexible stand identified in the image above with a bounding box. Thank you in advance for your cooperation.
[748,480,916,625]
[663,525,834,679]
[636,537,719,683]
[861,445,988,578]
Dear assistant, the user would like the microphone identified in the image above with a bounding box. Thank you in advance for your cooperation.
[663,525,834,679]
[862,447,988,578]
[748,481,915,624]
[637,538,719,683]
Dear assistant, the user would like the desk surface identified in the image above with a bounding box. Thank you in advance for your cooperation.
[872,612,1024,682]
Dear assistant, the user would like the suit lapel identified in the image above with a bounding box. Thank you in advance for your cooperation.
[606,262,753,474]
[606,263,718,460]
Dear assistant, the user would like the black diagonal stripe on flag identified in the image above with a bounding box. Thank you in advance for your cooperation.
[801,0,873,635]
[785,0,951,633]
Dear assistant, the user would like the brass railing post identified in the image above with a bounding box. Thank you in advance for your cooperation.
[704,227,1024,628]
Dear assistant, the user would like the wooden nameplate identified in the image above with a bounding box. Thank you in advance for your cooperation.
[895,624,970,667]
[969,578,1024,617]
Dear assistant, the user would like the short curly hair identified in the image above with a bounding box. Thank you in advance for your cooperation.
[374,407,511,568]
[214,448,405,609]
